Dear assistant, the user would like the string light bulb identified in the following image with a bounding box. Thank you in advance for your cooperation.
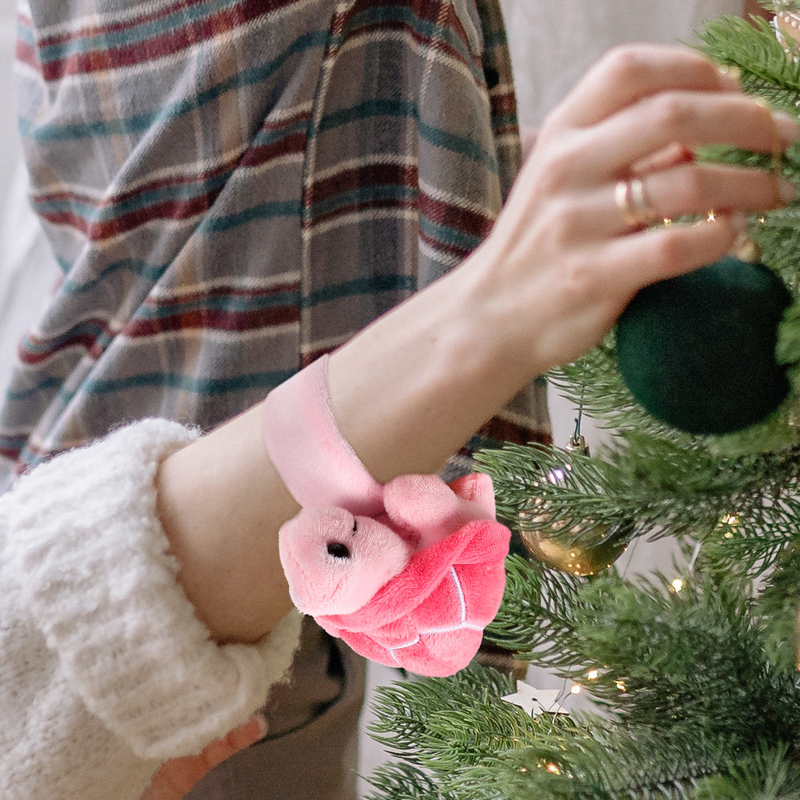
[547,763,562,775]
[570,684,582,695]
[719,513,741,539]
[587,669,599,680]
[671,578,684,593]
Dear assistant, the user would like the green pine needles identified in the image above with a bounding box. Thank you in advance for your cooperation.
[364,9,800,799]
[366,563,800,799]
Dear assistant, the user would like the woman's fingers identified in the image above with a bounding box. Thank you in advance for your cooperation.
[605,214,745,293]
[648,162,795,216]
[529,88,798,208]
[143,756,208,800]
[583,92,797,181]
[550,44,740,129]
[612,163,795,235]
[631,143,697,176]
[530,163,794,244]
[140,716,265,800]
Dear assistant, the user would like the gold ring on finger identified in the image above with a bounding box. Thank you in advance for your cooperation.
[615,177,658,230]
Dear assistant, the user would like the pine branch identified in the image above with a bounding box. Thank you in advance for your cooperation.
[367,665,541,775]
[490,558,800,746]
[754,544,800,671]
[569,574,800,748]
[542,727,722,800]
[363,763,456,800]
[368,567,800,799]
[697,16,800,93]
[366,664,581,799]
[485,555,584,666]
[477,436,800,565]
[765,2,800,15]
[692,744,800,800]
[700,494,800,575]
[546,341,679,441]
[463,725,733,800]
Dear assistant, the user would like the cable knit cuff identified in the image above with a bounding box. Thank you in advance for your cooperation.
[4,419,301,760]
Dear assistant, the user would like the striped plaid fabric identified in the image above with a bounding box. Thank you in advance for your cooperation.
[1,0,549,475]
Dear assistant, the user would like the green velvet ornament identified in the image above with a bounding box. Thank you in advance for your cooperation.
[616,255,793,435]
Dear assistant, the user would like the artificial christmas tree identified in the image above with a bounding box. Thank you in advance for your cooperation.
[364,4,800,798]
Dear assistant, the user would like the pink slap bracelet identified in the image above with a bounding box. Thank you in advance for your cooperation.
[262,354,385,516]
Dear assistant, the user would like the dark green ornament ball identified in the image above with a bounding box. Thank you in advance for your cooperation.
[616,255,793,436]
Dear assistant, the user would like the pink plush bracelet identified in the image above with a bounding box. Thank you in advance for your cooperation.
[262,354,385,516]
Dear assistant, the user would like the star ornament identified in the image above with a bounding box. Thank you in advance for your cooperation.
[501,682,570,717]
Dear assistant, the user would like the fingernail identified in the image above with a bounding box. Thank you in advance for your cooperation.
[780,178,798,204]
[718,64,741,90]
[774,111,800,146]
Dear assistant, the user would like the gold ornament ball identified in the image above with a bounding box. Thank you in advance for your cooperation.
[518,512,633,577]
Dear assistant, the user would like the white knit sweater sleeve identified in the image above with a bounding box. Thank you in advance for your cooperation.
[0,419,302,800]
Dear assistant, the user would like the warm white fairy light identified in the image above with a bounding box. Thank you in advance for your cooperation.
[547,763,562,775]
[587,669,599,681]
[616,680,627,692]
[707,210,717,222]
[671,578,684,593]
[570,684,582,695]
[720,513,740,539]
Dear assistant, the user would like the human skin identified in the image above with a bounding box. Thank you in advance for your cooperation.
[745,0,773,21]
[155,44,799,646]
[141,717,266,800]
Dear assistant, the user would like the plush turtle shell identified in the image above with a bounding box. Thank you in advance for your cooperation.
[315,520,510,677]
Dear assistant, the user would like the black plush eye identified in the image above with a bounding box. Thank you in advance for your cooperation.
[352,520,358,534]
[327,542,351,559]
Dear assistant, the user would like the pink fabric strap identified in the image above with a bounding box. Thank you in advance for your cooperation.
[262,355,385,516]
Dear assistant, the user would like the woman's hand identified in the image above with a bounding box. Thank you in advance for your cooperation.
[471,44,798,374]
[140,717,266,800]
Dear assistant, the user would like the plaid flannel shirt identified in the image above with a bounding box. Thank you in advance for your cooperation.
[2,0,549,473]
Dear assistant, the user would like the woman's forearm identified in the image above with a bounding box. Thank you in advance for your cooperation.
[155,244,520,645]
[155,44,798,648]
[328,243,527,483]
[155,404,299,644]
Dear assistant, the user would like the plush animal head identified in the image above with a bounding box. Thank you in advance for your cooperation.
[279,506,411,616]
[279,473,497,616]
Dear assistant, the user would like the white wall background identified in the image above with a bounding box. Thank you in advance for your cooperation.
[501,0,745,128]
[0,1,61,396]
